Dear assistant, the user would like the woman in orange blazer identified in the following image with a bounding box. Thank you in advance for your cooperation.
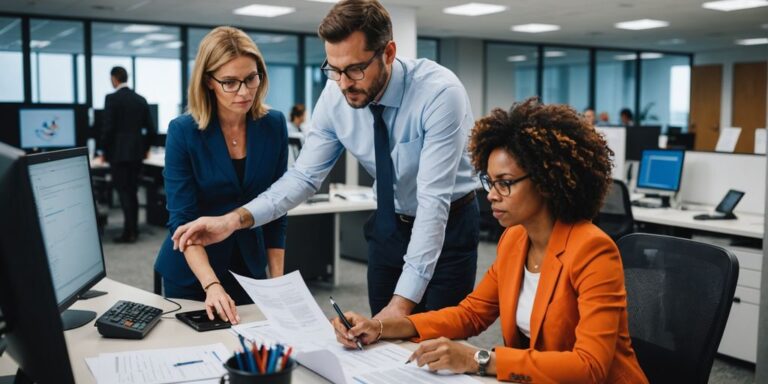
[332,98,648,383]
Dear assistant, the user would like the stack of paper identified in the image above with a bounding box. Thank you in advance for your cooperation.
[86,343,229,384]
[231,271,480,384]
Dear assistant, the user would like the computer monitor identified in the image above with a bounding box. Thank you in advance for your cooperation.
[0,142,76,383]
[636,149,685,201]
[19,108,77,149]
[24,148,107,330]
[626,126,661,161]
[667,132,695,150]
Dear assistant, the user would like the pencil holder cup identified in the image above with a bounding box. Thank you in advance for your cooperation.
[220,356,295,384]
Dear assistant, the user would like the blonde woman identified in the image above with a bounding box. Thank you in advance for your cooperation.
[154,26,287,324]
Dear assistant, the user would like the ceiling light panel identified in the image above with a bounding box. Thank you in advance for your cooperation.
[511,23,560,33]
[614,19,669,30]
[702,0,768,11]
[122,24,161,33]
[735,37,768,45]
[233,4,296,17]
[443,3,507,16]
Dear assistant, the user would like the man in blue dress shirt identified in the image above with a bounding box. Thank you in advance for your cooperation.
[173,0,479,320]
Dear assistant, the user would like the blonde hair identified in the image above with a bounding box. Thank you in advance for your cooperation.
[188,26,270,129]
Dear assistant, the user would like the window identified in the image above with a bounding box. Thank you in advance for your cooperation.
[641,54,690,130]
[0,17,24,102]
[484,43,538,113]
[30,19,85,103]
[595,50,636,126]
[542,47,589,111]
[250,32,297,119]
[304,36,326,120]
[92,22,181,133]
[417,38,439,61]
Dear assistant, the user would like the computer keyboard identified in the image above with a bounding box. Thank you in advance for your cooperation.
[95,300,163,339]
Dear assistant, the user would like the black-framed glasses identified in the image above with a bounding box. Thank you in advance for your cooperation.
[321,48,383,81]
[208,73,262,93]
[479,173,530,197]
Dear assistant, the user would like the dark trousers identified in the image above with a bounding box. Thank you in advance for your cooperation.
[365,198,480,316]
[111,161,142,236]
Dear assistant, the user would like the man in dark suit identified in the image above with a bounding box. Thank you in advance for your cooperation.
[100,66,156,243]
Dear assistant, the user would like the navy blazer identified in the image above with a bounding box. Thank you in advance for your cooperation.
[155,110,288,287]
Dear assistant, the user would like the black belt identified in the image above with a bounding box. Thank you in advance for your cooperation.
[396,190,476,224]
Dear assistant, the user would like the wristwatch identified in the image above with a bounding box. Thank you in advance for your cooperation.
[474,349,491,376]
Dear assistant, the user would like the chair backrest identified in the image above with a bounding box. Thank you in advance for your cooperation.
[595,179,634,240]
[617,233,739,384]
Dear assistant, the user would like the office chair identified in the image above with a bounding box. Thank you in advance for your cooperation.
[595,179,634,241]
[617,234,739,384]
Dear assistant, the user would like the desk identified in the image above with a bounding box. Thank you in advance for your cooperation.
[632,206,764,239]
[285,191,376,286]
[0,278,496,383]
[631,205,764,363]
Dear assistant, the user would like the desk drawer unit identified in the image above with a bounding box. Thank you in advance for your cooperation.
[717,245,762,363]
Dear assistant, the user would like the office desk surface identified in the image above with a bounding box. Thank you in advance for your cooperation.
[0,278,496,383]
[632,206,764,239]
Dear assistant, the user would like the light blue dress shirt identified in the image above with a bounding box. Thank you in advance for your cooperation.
[244,57,477,303]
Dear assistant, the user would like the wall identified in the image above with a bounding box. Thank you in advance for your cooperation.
[694,46,768,131]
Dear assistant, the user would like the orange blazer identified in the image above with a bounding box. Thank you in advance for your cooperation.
[408,220,648,383]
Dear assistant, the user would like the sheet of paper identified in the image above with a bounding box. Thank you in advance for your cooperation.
[231,271,335,341]
[716,127,741,152]
[755,128,766,154]
[230,272,480,384]
[88,343,228,384]
[354,366,482,384]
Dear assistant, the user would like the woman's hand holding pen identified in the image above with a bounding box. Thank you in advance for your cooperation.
[204,284,240,324]
[331,311,381,348]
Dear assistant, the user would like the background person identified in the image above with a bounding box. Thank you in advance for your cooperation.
[99,66,156,243]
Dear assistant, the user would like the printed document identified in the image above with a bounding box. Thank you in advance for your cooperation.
[86,343,227,384]
[231,271,479,384]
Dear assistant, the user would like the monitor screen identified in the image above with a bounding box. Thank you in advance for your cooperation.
[636,149,685,192]
[19,108,77,149]
[26,149,105,309]
[626,126,661,161]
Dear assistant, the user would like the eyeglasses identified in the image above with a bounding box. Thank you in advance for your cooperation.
[479,173,530,197]
[208,73,262,93]
[321,48,383,81]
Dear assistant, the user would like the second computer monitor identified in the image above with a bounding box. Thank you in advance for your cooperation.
[636,149,685,194]
[25,148,107,329]
[19,108,77,149]
[626,126,661,161]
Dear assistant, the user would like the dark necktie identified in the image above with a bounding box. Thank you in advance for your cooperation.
[370,104,396,236]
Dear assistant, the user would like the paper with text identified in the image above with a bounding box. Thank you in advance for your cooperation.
[230,272,479,384]
[86,343,228,384]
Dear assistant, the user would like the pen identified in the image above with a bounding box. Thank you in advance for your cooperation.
[330,296,363,351]
[173,359,204,367]
[239,335,257,373]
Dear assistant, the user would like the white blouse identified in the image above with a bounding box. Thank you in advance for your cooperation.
[516,265,541,338]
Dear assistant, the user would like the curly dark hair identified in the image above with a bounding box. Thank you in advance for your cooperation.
[469,97,614,223]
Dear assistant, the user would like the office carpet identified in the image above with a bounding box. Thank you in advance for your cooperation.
[101,206,755,383]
